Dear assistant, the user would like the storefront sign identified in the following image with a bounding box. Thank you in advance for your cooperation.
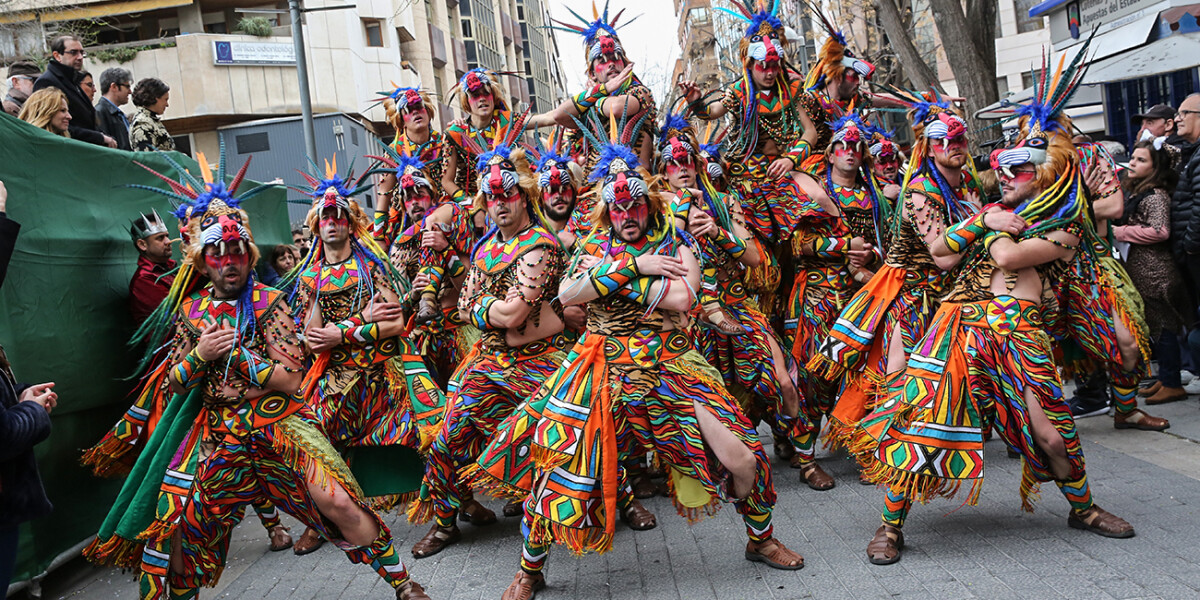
[212,40,296,66]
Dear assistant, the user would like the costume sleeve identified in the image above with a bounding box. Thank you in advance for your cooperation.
[0,213,20,291]
[232,299,305,386]
[0,398,52,462]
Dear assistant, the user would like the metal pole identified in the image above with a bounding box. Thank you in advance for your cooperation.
[289,0,317,162]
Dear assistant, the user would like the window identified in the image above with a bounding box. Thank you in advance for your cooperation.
[1015,0,1044,34]
[236,132,270,154]
[364,19,384,47]
[996,76,1009,97]
[434,71,445,98]
[462,19,473,38]
[690,7,709,23]
[425,0,435,20]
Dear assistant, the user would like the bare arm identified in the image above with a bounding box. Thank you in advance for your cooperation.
[478,247,554,329]
[989,229,1079,271]
[441,149,461,197]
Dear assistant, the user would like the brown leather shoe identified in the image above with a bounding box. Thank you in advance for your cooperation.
[459,498,497,526]
[500,571,545,600]
[796,461,836,491]
[620,499,657,531]
[867,524,904,565]
[411,523,461,558]
[773,436,795,461]
[267,525,293,552]
[858,470,874,486]
[503,499,524,518]
[1068,505,1135,538]
[1113,408,1170,431]
[292,527,325,556]
[1138,381,1162,397]
[631,474,658,499]
[396,580,431,600]
[744,537,804,570]
[1145,386,1187,405]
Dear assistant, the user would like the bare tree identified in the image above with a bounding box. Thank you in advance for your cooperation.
[927,0,998,141]
[871,0,942,91]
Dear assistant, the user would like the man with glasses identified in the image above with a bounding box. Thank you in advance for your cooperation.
[95,68,132,151]
[33,35,116,148]
[3,61,39,117]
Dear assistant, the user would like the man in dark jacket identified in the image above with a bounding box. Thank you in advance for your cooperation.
[32,35,116,148]
[0,179,56,591]
[1172,95,1200,298]
[95,68,132,151]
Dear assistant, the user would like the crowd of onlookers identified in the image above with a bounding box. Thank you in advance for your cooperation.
[3,35,175,152]
[1068,95,1200,417]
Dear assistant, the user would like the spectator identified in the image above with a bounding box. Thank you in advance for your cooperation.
[1135,104,1177,142]
[1116,140,1188,408]
[127,210,175,325]
[95,67,132,151]
[263,244,299,290]
[129,78,173,152]
[18,88,71,137]
[78,70,95,102]
[291,225,311,256]
[1172,94,1200,294]
[33,35,116,148]
[2,61,39,118]
[0,179,57,593]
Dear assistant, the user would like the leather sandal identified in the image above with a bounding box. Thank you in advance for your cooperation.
[1145,386,1187,405]
[796,461,836,491]
[500,571,546,600]
[867,524,904,565]
[503,499,524,518]
[396,580,431,600]
[744,538,804,570]
[292,527,325,556]
[620,499,657,531]
[267,525,293,552]
[858,470,874,486]
[773,435,795,461]
[631,475,658,499]
[1113,408,1170,431]
[1138,381,1162,397]
[411,523,461,558]
[459,498,497,526]
[1068,505,1135,539]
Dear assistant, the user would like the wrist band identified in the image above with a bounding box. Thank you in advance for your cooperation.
[943,211,987,254]
[587,256,640,297]
[232,348,276,388]
[984,231,1014,252]
[812,235,850,257]
[170,347,209,390]
[572,83,608,113]
[785,141,810,165]
[471,295,498,329]
[711,227,747,260]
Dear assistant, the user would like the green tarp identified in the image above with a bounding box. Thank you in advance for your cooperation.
[0,113,291,587]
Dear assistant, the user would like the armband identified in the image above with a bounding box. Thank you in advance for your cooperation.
[688,98,711,118]
[984,231,1014,252]
[231,348,276,388]
[169,347,209,390]
[785,141,810,165]
[943,211,988,254]
[711,227,747,260]
[338,321,381,345]
[470,295,499,329]
[587,257,640,297]
[572,84,608,113]
[671,189,695,216]
[812,235,850,257]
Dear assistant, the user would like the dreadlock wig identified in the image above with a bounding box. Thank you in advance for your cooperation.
[377,84,437,132]
[472,145,542,214]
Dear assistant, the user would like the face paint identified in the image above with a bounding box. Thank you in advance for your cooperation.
[834,145,862,158]
[204,246,249,270]
[610,199,648,231]
[486,190,522,208]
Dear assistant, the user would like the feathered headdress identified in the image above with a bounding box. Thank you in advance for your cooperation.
[828,113,875,151]
[529,128,581,191]
[868,127,900,163]
[294,155,372,222]
[373,83,436,132]
[801,1,875,92]
[549,1,638,66]
[366,140,434,200]
[568,103,658,227]
[657,103,697,167]
[697,121,729,181]
[450,68,513,112]
[127,141,277,374]
[716,0,786,66]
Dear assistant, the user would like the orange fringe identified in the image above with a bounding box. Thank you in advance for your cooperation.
[137,518,179,546]
[83,535,142,568]
[805,352,847,387]
[460,463,529,501]
[526,513,614,557]
[80,436,135,478]
[664,474,721,525]
[1019,461,1041,513]
[530,445,571,474]
[405,498,436,524]
[859,457,983,508]
[272,420,363,498]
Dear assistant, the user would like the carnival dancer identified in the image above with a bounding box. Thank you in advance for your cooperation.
[369,143,475,391]
[408,141,623,559]
[783,114,891,489]
[678,0,821,312]
[798,6,883,149]
[372,85,445,249]
[869,129,903,205]
[858,66,1135,565]
[83,151,431,600]
[530,130,587,249]
[485,113,804,600]
[411,69,513,325]
[657,110,804,476]
[84,209,295,552]
[286,159,440,555]
[531,1,659,234]
[812,94,1000,466]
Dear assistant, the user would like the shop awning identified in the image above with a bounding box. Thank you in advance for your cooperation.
[1082,34,1200,83]
[1053,12,1160,63]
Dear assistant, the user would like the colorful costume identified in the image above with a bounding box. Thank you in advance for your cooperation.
[372,85,446,248]
[407,138,570,543]
[799,8,877,151]
[84,150,423,599]
[288,160,437,504]
[813,98,979,455]
[784,115,888,473]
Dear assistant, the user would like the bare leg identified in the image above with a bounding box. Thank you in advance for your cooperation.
[694,400,757,499]
[765,334,801,418]
[884,322,907,377]
[306,479,379,546]
[1023,386,1072,480]
[1113,319,1139,373]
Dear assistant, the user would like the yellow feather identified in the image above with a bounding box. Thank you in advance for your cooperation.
[609,110,617,141]
[703,121,714,144]
[592,1,599,20]
[196,152,214,184]
[1047,53,1068,100]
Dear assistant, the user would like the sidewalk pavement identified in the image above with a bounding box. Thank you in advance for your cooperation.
[23,396,1200,600]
